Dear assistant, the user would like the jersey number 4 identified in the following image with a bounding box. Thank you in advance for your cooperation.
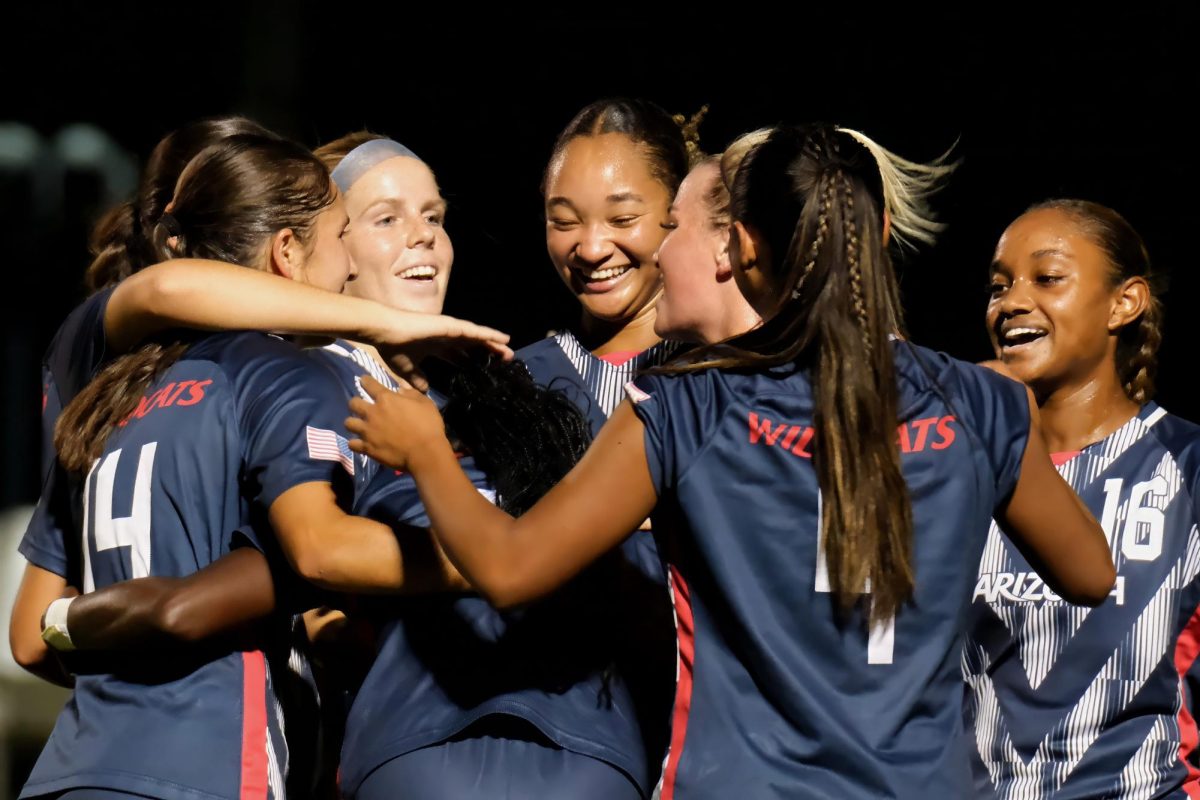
[82,443,157,593]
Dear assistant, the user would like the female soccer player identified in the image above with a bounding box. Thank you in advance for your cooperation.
[9,119,510,687]
[28,130,646,799]
[346,123,1116,799]
[964,200,1200,799]
[653,155,760,344]
[17,133,504,800]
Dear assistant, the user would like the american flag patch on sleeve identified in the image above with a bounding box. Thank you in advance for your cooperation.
[306,426,355,475]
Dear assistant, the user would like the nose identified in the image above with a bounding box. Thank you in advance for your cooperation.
[406,218,436,249]
[995,277,1035,318]
[573,223,616,267]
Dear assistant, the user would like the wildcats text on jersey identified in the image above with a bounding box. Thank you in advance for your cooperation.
[118,379,212,426]
[748,410,957,458]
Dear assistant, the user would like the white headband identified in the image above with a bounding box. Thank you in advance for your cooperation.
[330,139,422,192]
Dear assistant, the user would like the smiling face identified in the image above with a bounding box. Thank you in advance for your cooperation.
[986,207,1126,397]
[340,156,453,314]
[654,162,751,343]
[543,133,671,325]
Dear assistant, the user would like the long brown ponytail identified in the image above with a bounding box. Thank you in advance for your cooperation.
[665,124,952,622]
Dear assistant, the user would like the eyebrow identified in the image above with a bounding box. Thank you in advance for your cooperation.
[607,192,645,204]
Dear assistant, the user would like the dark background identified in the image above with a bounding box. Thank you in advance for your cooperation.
[1,5,1195,510]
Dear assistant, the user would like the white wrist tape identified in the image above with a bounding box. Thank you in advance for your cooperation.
[42,596,77,652]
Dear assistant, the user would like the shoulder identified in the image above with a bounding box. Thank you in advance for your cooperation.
[45,287,115,359]
[1146,407,1200,472]
[202,333,345,400]
[895,341,1027,409]
[516,331,574,369]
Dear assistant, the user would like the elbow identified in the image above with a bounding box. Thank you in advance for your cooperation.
[1057,562,1117,608]
[10,627,51,675]
[474,569,546,611]
[137,268,191,321]
[290,544,340,592]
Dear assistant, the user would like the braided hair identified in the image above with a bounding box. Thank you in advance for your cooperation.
[664,124,953,623]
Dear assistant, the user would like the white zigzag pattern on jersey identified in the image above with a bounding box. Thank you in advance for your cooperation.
[976,413,1162,690]
[1117,714,1181,800]
[978,523,1093,689]
[967,412,1199,799]
[555,331,678,418]
[967,518,1200,798]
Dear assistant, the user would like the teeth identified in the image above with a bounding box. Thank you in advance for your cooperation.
[587,266,630,281]
[1002,327,1047,343]
[399,265,436,280]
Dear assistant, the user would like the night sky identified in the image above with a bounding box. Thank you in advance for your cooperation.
[1,5,1194,504]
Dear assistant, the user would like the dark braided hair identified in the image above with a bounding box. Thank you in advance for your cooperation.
[422,355,594,516]
[1027,199,1164,405]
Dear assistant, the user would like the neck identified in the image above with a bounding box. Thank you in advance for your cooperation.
[579,301,662,356]
[703,292,762,344]
[1036,371,1141,453]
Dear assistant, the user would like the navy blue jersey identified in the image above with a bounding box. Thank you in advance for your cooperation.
[334,336,675,799]
[965,404,1200,799]
[20,287,115,578]
[628,341,1030,800]
[20,331,355,800]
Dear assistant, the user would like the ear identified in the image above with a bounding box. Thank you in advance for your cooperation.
[730,221,760,272]
[881,209,892,246]
[1109,276,1150,331]
[713,228,735,283]
[269,228,303,281]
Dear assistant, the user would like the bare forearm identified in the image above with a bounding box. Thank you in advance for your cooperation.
[68,578,179,650]
[408,442,528,603]
[284,512,467,595]
[67,548,279,649]
[108,260,396,351]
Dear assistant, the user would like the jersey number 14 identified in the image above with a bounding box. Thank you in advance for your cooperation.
[82,443,157,593]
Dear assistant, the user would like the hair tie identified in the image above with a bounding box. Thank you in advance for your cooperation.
[158,213,183,238]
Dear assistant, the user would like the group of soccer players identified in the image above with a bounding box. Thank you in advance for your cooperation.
[6,98,1198,800]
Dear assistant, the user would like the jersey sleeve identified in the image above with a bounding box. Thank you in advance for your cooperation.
[18,368,75,577]
[950,362,1032,504]
[45,287,116,407]
[627,372,716,496]
[353,466,428,526]
[17,463,74,577]
[236,345,356,511]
